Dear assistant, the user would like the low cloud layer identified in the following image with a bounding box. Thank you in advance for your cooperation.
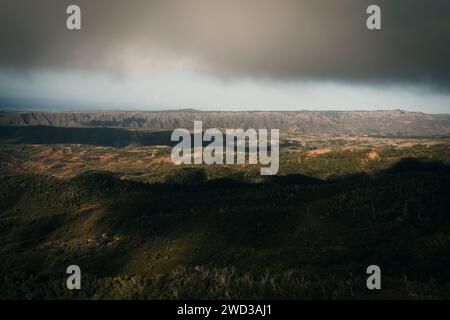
[1,0,449,88]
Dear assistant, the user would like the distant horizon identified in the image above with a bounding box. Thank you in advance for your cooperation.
[1,106,450,116]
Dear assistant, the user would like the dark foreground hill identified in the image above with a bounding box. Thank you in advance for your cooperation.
[1,159,450,299]
[1,110,450,136]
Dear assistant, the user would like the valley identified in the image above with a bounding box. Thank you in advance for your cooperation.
[1,111,450,299]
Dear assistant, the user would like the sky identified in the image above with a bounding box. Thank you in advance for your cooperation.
[0,0,449,113]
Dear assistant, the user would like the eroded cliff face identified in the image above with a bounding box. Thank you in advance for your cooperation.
[1,110,449,136]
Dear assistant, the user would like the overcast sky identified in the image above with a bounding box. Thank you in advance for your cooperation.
[0,0,449,113]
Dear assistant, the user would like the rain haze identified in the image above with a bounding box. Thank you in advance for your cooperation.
[0,0,449,112]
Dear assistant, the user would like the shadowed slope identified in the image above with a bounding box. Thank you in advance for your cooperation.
[1,159,450,298]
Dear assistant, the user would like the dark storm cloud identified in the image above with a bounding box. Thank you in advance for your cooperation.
[1,0,449,86]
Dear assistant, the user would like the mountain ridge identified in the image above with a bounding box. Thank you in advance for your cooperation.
[1,110,450,136]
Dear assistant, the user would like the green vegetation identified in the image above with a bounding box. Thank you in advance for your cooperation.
[1,126,450,299]
[1,157,450,299]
